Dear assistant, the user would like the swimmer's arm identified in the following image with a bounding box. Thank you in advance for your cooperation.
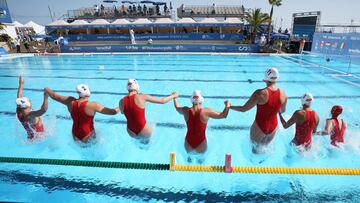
[29,90,49,117]
[313,113,320,134]
[45,87,75,106]
[173,98,186,115]
[144,92,178,104]
[230,91,258,112]
[280,91,288,113]
[118,99,124,114]
[94,103,120,115]
[279,111,299,129]
[17,76,24,98]
[317,119,332,135]
[206,100,231,119]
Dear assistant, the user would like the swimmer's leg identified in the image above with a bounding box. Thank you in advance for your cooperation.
[250,122,276,154]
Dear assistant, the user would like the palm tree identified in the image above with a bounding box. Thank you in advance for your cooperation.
[245,8,269,43]
[267,0,282,43]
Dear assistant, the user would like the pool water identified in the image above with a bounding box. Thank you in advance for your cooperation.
[0,54,359,202]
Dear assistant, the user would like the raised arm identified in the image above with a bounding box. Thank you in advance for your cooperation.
[279,111,300,129]
[205,100,231,119]
[93,102,120,115]
[45,87,74,106]
[17,76,24,98]
[230,90,259,112]
[173,97,187,115]
[145,92,178,104]
[29,89,49,117]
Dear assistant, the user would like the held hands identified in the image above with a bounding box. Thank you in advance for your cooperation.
[171,92,179,99]
[114,107,120,113]
[224,100,231,108]
[19,76,24,86]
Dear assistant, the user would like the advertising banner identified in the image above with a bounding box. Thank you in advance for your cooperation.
[61,44,259,53]
[312,33,360,56]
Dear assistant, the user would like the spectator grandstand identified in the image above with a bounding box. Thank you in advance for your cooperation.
[66,2,171,21]
[177,4,245,18]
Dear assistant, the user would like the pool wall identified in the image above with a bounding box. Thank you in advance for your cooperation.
[60,44,260,53]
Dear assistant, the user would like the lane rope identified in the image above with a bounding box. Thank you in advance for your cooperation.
[0,153,359,175]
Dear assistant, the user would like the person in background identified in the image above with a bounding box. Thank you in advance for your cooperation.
[45,85,119,143]
[230,67,287,153]
[15,38,21,53]
[119,79,178,143]
[279,93,319,150]
[24,40,30,53]
[317,105,346,147]
[173,90,230,161]
[299,39,306,54]
[16,76,48,140]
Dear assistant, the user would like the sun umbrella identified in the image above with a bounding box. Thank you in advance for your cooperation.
[103,0,118,3]
[140,0,155,3]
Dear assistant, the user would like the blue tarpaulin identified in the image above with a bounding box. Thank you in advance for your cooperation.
[271,33,289,40]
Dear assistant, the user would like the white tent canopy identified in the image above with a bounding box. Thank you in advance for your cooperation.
[13,21,23,27]
[198,18,219,24]
[176,18,196,24]
[70,20,89,26]
[132,18,152,24]
[47,20,69,26]
[90,19,110,25]
[1,25,17,39]
[154,18,174,24]
[24,21,45,34]
[111,19,130,25]
[224,17,242,24]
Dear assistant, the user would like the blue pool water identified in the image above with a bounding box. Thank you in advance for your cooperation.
[0,54,360,202]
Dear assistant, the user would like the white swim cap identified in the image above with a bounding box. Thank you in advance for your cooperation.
[263,67,279,82]
[127,78,140,92]
[76,84,91,97]
[191,90,204,104]
[301,92,314,106]
[16,97,31,108]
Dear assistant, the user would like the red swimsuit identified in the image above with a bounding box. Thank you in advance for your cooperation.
[255,88,281,134]
[293,110,316,148]
[17,113,44,139]
[123,94,146,135]
[330,118,346,147]
[70,100,94,140]
[186,108,207,149]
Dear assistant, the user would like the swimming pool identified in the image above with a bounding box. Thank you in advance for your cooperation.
[0,54,359,202]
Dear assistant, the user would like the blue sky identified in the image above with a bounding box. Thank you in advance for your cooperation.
[7,0,360,30]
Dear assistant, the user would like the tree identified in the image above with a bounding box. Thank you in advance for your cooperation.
[267,0,282,43]
[245,8,269,43]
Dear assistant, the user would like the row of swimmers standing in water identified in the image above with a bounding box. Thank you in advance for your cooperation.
[16,67,346,156]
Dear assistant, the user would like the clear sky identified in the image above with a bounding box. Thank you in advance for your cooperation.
[7,0,360,30]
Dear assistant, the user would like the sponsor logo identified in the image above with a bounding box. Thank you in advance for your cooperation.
[238,46,251,52]
[95,46,112,51]
[125,46,139,50]
[349,49,360,54]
